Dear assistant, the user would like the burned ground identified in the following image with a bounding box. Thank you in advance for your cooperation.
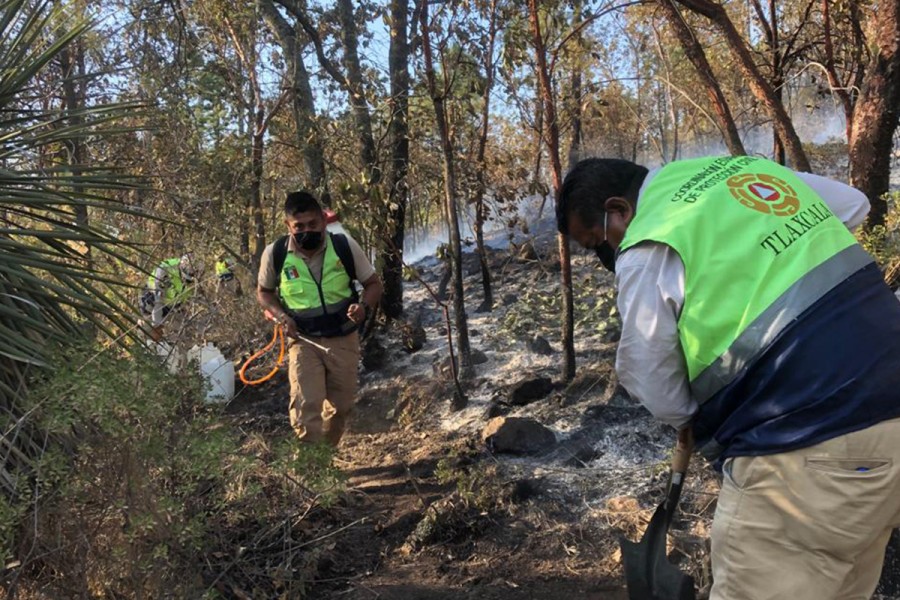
[227,231,900,600]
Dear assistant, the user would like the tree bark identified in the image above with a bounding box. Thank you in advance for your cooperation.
[568,72,583,169]
[750,0,785,164]
[382,0,410,319]
[821,0,854,141]
[528,0,576,382]
[223,16,269,272]
[251,105,266,271]
[675,0,810,171]
[59,40,89,261]
[258,0,328,200]
[473,0,499,313]
[279,0,380,185]
[337,0,380,185]
[420,0,472,395]
[849,0,900,228]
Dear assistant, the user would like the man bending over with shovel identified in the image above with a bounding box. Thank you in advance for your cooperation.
[558,155,900,600]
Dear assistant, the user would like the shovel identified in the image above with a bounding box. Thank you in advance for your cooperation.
[620,428,696,600]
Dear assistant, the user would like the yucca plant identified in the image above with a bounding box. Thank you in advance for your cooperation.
[0,0,148,498]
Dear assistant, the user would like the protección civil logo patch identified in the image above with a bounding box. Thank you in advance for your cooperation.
[726,172,800,217]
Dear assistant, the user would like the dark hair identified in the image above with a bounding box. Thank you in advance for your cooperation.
[284,191,322,216]
[557,158,648,234]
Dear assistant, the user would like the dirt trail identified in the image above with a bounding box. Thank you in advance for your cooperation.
[229,370,634,599]
[307,413,631,600]
[228,241,900,600]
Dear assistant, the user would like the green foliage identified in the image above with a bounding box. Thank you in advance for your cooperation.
[435,456,504,512]
[0,496,25,562]
[2,341,345,596]
[0,0,148,425]
[857,192,900,267]
[500,271,618,338]
[271,439,345,506]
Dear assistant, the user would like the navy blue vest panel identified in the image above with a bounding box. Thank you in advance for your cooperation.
[693,262,900,470]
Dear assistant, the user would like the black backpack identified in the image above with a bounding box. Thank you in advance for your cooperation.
[273,232,357,287]
[138,286,155,316]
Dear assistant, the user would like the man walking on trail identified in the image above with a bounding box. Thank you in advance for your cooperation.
[257,191,382,447]
[145,253,197,341]
[557,156,900,600]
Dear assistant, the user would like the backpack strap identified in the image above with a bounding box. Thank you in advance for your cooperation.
[329,232,357,282]
[273,235,290,286]
[272,232,357,285]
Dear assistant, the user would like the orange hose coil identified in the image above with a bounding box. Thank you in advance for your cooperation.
[239,325,285,385]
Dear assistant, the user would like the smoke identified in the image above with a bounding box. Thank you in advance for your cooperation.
[403,194,558,265]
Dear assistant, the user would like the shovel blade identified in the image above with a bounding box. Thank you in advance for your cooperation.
[620,502,696,600]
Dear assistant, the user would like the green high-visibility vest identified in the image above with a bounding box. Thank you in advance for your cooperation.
[278,236,354,328]
[620,156,871,403]
[148,257,194,306]
[215,260,232,277]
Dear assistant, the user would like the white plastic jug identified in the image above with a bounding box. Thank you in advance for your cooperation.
[188,343,235,404]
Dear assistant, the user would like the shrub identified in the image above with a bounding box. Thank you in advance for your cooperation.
[1,341,344,598]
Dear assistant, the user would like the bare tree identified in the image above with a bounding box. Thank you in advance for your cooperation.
[220,13,284,270]
[59,39,90,255]
[675,0,811,171]
[527,0,576,382]
[279,0,380,185]
[420,0,472,401]
[750,0,816,164]
[472,0,500,313]
[382,0,411,319]
[258,0,329,200]
[657,0,745,156]
[820,0,855,140]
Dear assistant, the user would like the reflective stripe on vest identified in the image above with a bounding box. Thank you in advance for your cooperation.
[148,257,192,306]
[278,236,354,322]
[620,156,869,402]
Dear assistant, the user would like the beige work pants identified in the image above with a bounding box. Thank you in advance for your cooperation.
[710,417,900,600]
[287,331,360,447]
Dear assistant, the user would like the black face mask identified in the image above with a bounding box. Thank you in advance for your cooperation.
[594,241,616,273]
[593,211,616,273]
[294,230,323,250]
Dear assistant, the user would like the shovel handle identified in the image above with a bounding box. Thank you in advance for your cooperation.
[671,427,694,476]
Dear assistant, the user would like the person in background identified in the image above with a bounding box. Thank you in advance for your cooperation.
[257,191,382,448]
[214,252,241,296]
[146,253,197,341]
[557,155,900,600]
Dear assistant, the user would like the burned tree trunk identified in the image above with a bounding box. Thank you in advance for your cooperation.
[382,0,411,320]
[528,0,576,382]
[420,0,472,400]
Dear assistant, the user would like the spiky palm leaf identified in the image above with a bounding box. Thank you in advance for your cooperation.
[0,0,150,496]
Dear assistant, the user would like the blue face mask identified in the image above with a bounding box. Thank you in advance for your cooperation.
[594,212,616,273]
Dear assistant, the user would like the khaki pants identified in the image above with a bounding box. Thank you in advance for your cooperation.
[287,331,360,447]
[711,417,900,600]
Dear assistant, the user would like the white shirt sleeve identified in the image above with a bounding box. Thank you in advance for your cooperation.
[613,170,868,430]
[257,243,278,290]
[615,243,696,429]
[796,171,870,229]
